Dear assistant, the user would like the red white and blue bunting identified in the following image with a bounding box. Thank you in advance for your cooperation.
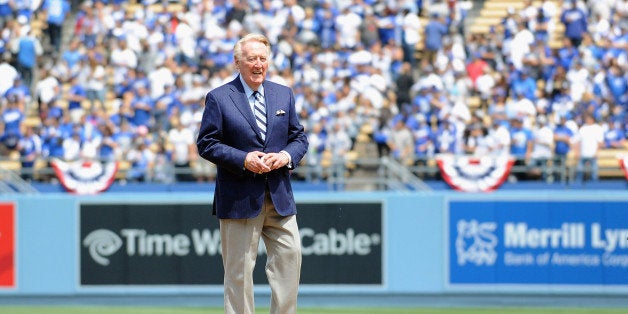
[51,159,119,195]
[436,154,515,192]
[619,156,628,181]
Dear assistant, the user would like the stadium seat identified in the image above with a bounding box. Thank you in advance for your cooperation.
[116,160,132,180]
[0,159,21,172]
[597,148,628,179]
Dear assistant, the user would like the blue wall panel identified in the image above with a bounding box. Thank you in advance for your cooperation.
[1,191,627,297]
[386,194,444,292]
[15,196,77,294]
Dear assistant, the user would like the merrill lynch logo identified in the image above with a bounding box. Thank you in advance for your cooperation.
[455,220,498,266]
[84,228,381,266]
[455,219,628,267]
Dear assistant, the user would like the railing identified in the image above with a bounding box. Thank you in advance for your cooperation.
[293,156,432,192]
[0,167,40,194]
[379,157,433,192]
[1,152,626,192]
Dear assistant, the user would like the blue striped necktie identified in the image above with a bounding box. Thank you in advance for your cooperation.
[252,91,266,140]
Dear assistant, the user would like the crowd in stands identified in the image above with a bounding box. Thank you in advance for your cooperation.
[0,0,627,185]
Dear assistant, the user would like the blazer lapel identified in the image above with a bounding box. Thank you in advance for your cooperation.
[263,82,276,140]
[228,78,264,142]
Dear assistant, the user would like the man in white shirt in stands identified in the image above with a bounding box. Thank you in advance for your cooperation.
[487,116,511,157]
[530,115,554,181]
[574,114,604,182]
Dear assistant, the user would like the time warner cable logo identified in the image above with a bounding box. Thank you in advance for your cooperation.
[84,227,381,266]
[83,229,123,266]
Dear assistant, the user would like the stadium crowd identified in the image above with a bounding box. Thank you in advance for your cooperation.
[0,0,627,185]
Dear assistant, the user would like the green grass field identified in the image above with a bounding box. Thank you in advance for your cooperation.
[0,307,625,314]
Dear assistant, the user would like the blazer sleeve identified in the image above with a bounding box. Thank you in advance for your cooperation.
[282,88,308,169]
[196,90,249,175]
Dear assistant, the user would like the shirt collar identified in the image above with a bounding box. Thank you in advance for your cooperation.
[239,75,264,99]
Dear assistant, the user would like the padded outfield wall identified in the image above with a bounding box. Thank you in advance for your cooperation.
[0,191,627,298]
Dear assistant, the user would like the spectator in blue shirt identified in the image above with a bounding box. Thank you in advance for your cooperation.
[42,0,71,52]
[17,125,41,180]
[130,82,154,129]
[98,122,118,161]
[533,6,551,43]
[501,7,518,41]
[608,29,628,59]
[550,86,573,118]
[423,13,448,66]
[212,32,237,70]
[4,77,31,106]
[373,117,392,158]
[1,95,24,132]
[315,2,338,49]
[65,74,87,123]
[377,7,398,46]
[434,118,457,154]
[606,65,628,106]
[10,28,43,89]
[109,99,134,127]
[57,114,74,139]
[62,38,84,70]
[41,116,64,173]
[556,37,578,69]
[412,113,433,173]
[560,0,587,47]
[113,67,139,99]
[605,120,626,149]
[509,117,534,180]
[153,84,180,132]
[0,0,11,28]
[112,119,135,156]
[0,95,24,153]
[297,7,321,45]
[574,93,602,122]
[553,114,575,183]
[428,87,449,126]
[412,85,431,116]
[511,69,537,101]
[46,100,64,121]
[125,138,152,183]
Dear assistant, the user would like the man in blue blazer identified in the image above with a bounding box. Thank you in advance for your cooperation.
[196,33,308,314]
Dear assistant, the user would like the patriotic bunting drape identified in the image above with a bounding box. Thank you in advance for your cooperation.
[51,159,119,194]
[436,154,515,192]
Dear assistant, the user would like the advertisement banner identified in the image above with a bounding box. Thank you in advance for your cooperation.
[448,200,628,285]
[80,202,382,286]
[0,203,15,288]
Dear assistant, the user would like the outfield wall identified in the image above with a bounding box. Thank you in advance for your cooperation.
[1,191,627,297]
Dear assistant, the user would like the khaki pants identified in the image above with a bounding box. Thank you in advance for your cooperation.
[220,191,301,314]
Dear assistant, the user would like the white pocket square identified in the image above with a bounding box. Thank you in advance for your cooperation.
[275,109,286,116]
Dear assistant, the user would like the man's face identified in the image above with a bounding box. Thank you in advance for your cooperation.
[236,40,269,90]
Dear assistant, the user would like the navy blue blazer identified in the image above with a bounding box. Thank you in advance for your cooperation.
[196,76,308,219]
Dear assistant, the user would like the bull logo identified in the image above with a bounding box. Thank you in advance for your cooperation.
[455,219,498,266]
